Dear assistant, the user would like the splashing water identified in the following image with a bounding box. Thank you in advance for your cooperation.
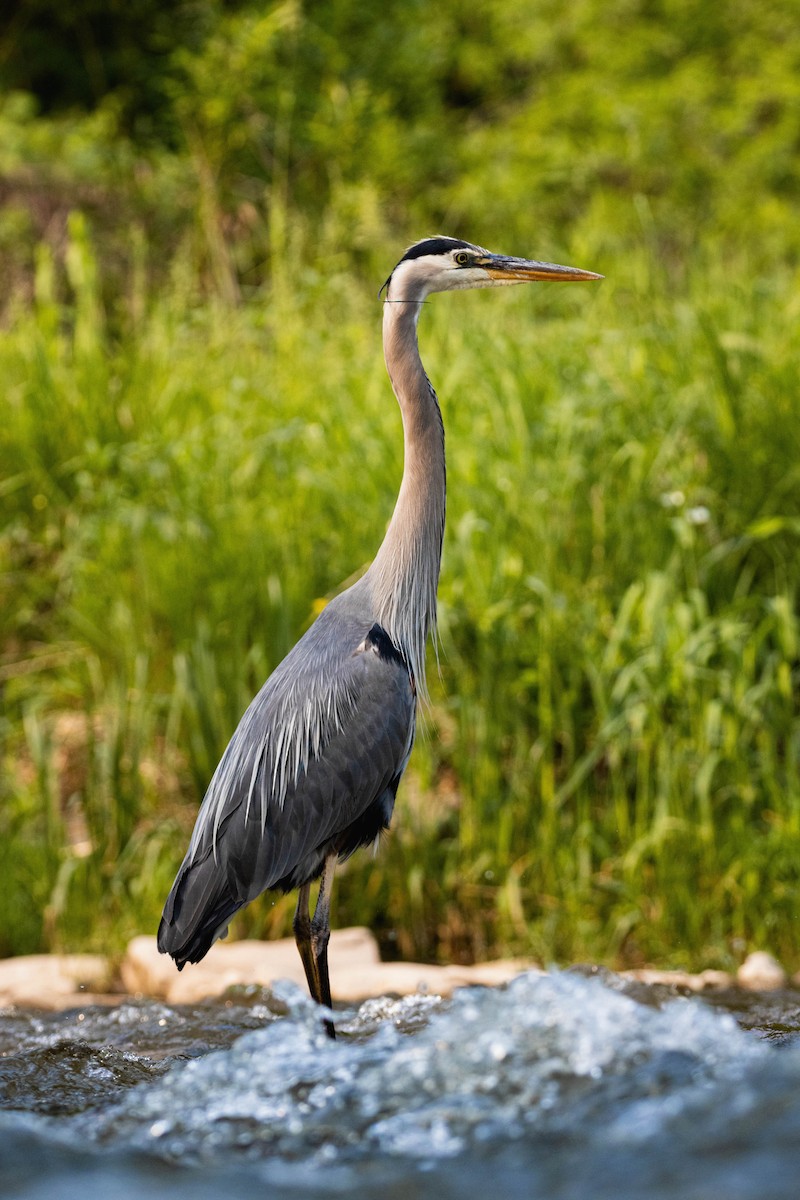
[2,970,800,1199]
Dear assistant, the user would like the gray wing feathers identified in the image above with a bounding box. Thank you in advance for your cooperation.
[192,657,351,862]
[158,599,415,962]
[188,603,410,866]
[237,640,414,896]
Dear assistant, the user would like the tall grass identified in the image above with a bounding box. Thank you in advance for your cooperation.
[1,224,798,968]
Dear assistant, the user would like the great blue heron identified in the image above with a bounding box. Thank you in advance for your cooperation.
[158,237,602,1032]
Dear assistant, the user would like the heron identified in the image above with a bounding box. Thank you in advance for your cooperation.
[158,237,602,1033]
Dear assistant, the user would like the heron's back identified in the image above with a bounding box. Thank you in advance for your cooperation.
[158,592,416,967]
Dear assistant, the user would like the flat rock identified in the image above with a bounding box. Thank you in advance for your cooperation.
[737,951,787,990]
[121,927,382,1004]
[9,944,793,1010]
[331,958,537,1002]
[621,967,733,991]
[0,954,111,1009]
[121,934,535,1004]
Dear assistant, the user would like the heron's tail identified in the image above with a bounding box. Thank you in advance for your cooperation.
[157,851,243,968]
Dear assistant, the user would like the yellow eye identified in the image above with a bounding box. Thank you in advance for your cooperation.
[455,251,471,266]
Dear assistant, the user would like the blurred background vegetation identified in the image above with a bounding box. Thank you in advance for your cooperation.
[1,0,799,971]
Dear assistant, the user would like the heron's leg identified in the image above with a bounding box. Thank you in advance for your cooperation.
[310,852,338,1013]
[292,854,338,1039]
[293,882,317,998]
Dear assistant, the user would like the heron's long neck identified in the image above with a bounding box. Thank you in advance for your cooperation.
[366,300,446,691]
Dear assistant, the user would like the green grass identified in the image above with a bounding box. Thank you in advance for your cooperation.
[1,224,799,971]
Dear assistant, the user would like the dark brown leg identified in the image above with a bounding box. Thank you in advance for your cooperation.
[293,882,316,995]
[293,853,338,1038]
[311,853,337,1012]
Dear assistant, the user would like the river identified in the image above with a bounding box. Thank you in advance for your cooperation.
[2,968,800,1199]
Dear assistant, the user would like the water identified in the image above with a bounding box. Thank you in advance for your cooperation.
[2,969,800,1199]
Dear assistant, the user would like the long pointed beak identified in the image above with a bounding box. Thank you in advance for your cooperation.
[484,255,603,283]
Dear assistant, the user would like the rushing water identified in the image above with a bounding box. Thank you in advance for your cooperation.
[2,969,800,1199]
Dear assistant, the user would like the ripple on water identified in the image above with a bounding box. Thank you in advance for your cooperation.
[72,972,768,1159]
[3,970,800,1200]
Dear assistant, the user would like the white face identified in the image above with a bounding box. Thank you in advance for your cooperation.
[385,246,497,303]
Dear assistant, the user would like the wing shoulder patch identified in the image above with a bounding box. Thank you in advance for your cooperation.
[356,623,414,687]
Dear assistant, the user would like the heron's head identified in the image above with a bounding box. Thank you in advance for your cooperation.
[382,236,602,304]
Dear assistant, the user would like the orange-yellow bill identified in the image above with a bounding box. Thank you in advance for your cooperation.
[484,256,603,282]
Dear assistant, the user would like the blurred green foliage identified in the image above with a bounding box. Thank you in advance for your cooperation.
[1,0,799,969]
[3,0,800,293]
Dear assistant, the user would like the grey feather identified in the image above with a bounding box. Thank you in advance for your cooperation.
[158,587,415,965]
